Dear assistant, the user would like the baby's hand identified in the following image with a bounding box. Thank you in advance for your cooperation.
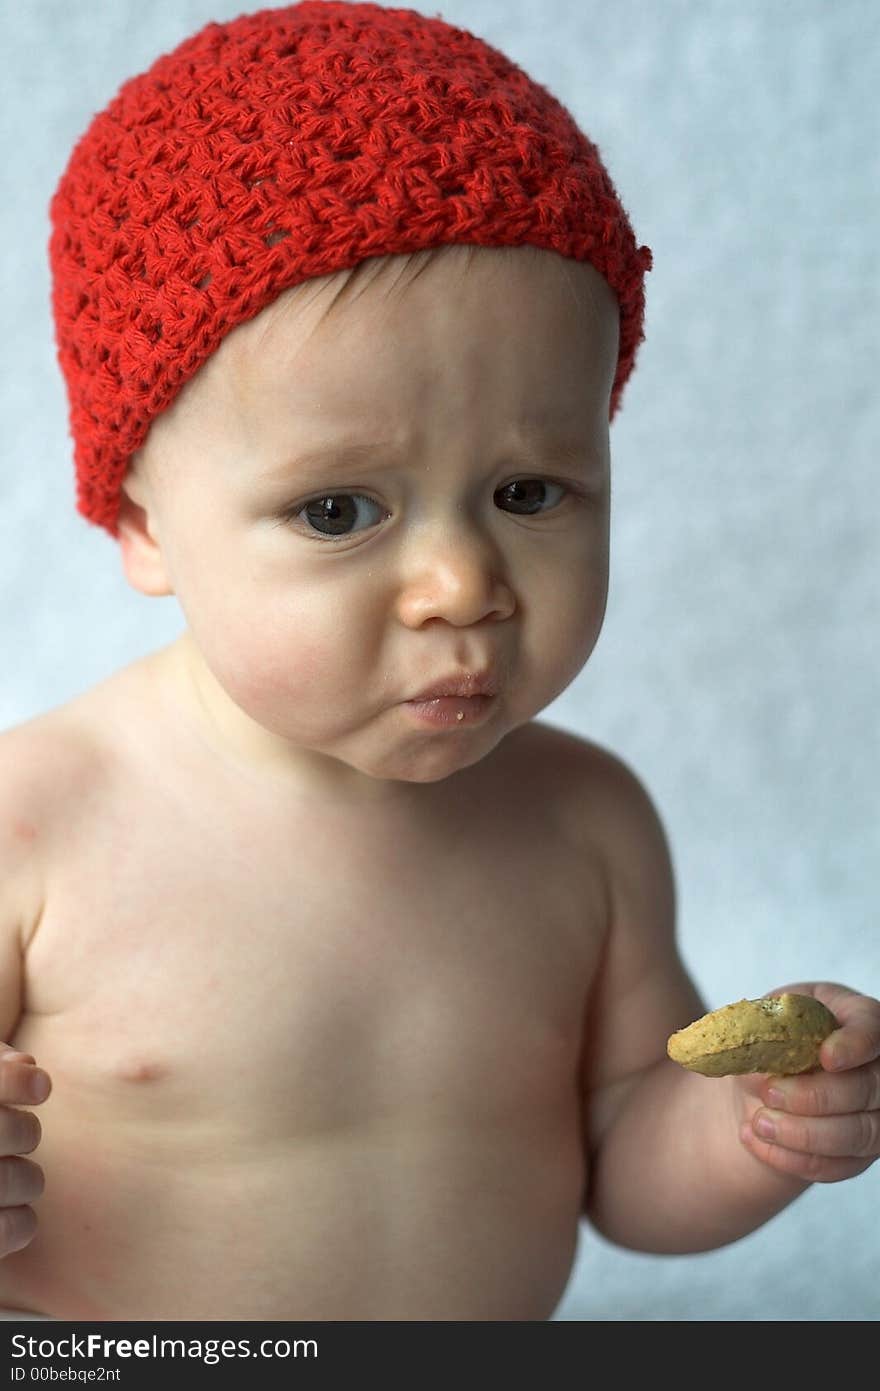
[0,1044,51,1257]
[738,983,880,1183]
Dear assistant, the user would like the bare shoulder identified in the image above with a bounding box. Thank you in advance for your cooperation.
[0,646,168,807]
[0,683,124,812]
[493,723,681,1020]
[0,666,148,941]
[0,703,109,894]
[0,699,116,1038]
[499,719,670,868]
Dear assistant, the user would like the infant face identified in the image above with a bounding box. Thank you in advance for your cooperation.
[121,243,619,794]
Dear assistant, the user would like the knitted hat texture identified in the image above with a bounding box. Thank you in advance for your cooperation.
[49,0,653,537]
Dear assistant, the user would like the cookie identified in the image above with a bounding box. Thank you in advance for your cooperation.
[666,993,838,1077]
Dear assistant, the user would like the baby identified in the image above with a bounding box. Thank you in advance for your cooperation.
[1,1,877,1322]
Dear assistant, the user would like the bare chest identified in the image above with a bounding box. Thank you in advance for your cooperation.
[23,774,604,1133]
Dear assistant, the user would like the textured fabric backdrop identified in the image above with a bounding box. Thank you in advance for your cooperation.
[2,0,877,1320]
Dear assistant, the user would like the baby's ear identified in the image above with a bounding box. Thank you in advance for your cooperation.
[116,480,174,597]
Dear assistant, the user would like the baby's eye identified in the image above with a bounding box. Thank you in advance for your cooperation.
[494,479,567,515]
[296,493,385,538]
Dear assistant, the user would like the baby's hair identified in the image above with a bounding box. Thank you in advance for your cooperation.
[49,1,651,538]
[250,240,594,349]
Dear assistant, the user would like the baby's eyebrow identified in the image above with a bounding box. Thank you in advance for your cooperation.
[257,439,405,482]
[260,427,597,482]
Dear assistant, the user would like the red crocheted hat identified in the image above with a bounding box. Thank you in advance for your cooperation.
[49,0,653,537]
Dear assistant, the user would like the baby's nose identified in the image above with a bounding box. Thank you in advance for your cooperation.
[395,525,515,629]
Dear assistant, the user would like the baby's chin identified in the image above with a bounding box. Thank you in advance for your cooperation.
[313,720,514,790]
[339,738,502,787]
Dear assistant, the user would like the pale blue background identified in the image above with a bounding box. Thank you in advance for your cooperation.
[2,0,877,1320]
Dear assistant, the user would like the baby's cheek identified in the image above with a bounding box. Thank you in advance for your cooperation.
[225,634,328,719]
[544,582,605,677]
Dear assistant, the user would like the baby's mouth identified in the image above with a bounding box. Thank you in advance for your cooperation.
[402,694,496,727]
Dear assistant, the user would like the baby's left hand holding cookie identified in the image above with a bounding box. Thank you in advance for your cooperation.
[739,982,880,1184]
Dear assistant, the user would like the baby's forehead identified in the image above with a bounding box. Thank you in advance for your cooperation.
[151,243,618,461]
[229,244,616,382]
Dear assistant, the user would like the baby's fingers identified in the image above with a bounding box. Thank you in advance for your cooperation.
[809,984,880,1072]
[0,1104,42,1158]
[822,1013,880,1072]
[0,1054,51,1106]
[742,1096,880,1182]
[0,1204,38,1258]
[762,1061,880,1117]
[0,1155,45,1257]
[751,1105,880,1161]
[0,1156,45,1210]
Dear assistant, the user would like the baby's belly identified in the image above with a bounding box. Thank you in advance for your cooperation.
[0,1066,586,1321]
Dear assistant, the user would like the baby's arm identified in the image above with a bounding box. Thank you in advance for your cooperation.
[578,750,839,1252]
[0,737,53,1256]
